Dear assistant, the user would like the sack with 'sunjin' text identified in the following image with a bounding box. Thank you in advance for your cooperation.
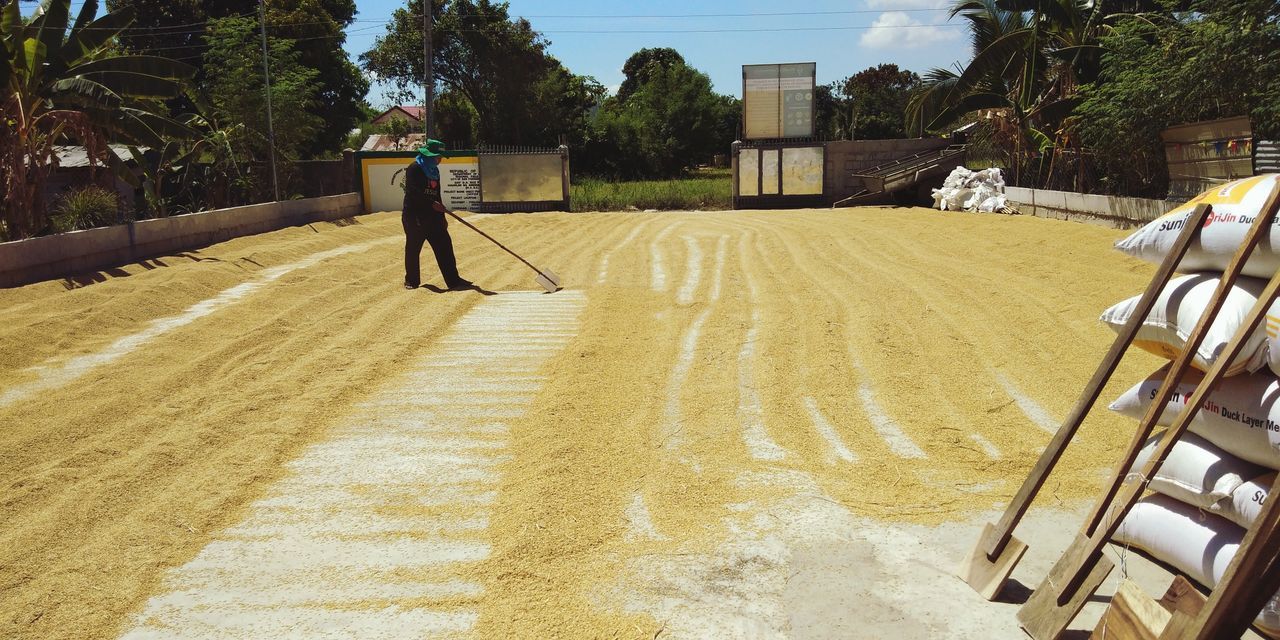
[1115,174,1280,279]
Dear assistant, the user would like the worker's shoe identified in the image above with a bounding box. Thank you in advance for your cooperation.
[445,278,474,291]
[403,281,418,290]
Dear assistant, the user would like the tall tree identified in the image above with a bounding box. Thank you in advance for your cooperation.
[584,55,734,179]
[616,47,685,102]
[844,64,920,140]
[106,0,366,157]
[1,0,196,238]
[199,15,321,202]
[905,0,1106,183]
[360,0,598,147]
[1074,0,1280,196]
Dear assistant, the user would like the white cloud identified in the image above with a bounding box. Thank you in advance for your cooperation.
[864,0,950,8]
[859,11,961,49]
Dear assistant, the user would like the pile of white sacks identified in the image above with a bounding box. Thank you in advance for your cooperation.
[932,166,1007,212]
[1099,173,1280,634]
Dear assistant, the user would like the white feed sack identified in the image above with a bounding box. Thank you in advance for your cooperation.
[1113,494,1280,635]
[1220,471,1274,529]
[1127,431,1265,510]
[932,167,1007,212]
[1115,173,1280,279]
[1099,273,1274,377]
[1110,367,1280,469]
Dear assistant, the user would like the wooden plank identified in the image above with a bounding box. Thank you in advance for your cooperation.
[958,522,1027,601]
[960,203,1213,600]
[1084,182,1280,539]
[1155,576,1206,620]
[1161,473,1280,639]
[1018,533,1116,640]
[1091,579,1169,640]
[1042,181,1280,608]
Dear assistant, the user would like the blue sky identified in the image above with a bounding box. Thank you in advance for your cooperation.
[32,0,972,107]
[344,0,972,108]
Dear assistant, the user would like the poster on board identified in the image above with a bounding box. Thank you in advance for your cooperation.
[439,156,480,211]
[742,63,815,140]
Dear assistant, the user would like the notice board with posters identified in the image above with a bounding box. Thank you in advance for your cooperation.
[356,150,480,214]
[742,63,816,140]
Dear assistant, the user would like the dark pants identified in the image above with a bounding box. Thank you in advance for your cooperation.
[402,211,460,287]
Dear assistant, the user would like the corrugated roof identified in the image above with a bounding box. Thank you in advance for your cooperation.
[53,145,135,168]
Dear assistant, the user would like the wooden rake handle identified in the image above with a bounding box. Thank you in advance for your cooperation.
[443,209,554,281]
[977,203,1213,562]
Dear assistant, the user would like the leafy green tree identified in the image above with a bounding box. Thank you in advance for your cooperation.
[845,64,920,140]
[584,57,733,179]
[1074,0,1280,196]
[1,0,196,238]
[360,0,598,147]
[617,47,685,102]
[906,0,1106,184]
[255,0,368,156]
[199,15,321,203]
[815,83,851,140]
[106,0,367,157]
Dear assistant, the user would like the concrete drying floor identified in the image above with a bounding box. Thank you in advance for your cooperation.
[0,208,1203,638]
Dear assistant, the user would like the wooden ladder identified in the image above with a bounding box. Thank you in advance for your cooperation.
[956,180,1280,639]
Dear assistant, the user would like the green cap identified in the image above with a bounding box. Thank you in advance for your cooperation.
[417,139,447,158]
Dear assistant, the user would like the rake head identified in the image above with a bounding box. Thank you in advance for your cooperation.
[535,269,562,293]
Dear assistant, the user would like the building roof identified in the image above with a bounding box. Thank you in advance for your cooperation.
[373,106,425,123]
[361,133,427,152]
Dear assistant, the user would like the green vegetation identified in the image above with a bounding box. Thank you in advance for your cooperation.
[572,169,730,212]
[1,0,196,239]
[108,0,369,158]
[1075,1,1280,196]
[815,64,921,141]
[50,185,120,232]
[906,0,1279,195]
[363,14,737,179]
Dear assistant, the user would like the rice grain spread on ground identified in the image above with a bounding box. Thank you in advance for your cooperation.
[0,208,1164,638]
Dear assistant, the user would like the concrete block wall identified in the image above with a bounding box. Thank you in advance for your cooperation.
[0,193,362,288]
[1005,186,1179,229]
[824,138,953,201]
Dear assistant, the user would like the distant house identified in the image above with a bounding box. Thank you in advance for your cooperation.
[372,106,425,126]
[48,145,138,210]
[360,133,427,152]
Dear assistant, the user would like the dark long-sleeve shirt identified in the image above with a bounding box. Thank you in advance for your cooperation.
[403,161,444,216]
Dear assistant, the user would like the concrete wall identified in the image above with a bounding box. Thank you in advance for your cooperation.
[825,138,953,202]
[1005,186,1179,229]
[0,193,362,288]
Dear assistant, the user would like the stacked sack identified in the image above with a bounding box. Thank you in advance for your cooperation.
[932,166,1007,212]
[1098,173,1280,635]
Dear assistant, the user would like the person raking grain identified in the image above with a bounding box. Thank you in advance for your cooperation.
[401,139,473,291]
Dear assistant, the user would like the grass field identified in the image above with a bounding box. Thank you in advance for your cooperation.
[571,168,731,212]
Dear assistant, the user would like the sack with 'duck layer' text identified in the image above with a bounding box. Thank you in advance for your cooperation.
[1115,174,1280,279]
[1099,272,1275,377]
[1110,366,1280,469]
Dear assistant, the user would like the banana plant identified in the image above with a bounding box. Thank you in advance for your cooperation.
[904,0,1101,185]
[121,140,207,218]
[1,0,197,238]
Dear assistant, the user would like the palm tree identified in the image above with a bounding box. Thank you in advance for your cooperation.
[1,0,196,239]
[906,0,1104,185]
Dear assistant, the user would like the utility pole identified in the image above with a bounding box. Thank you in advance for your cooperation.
[259,0,280,202]
[423,0,434,139]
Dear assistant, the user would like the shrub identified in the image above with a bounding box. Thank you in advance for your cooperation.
[51,185,120,233]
